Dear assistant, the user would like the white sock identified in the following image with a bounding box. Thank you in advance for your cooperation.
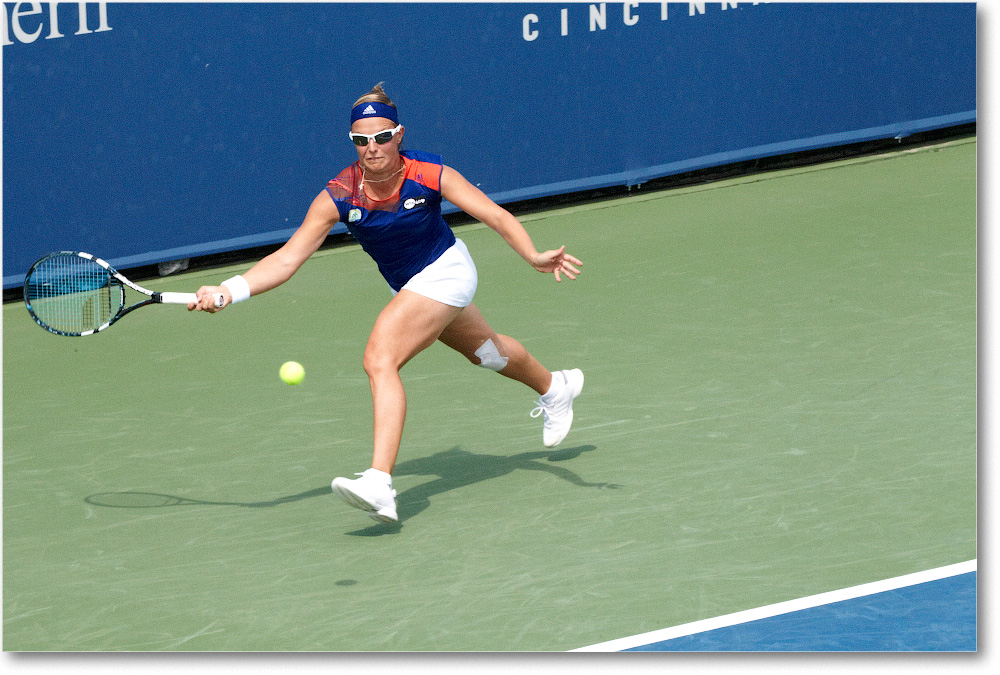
[540,372,562,402]
[363,468,392,485]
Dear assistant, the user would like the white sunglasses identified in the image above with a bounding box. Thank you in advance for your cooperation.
[349,125,402,147]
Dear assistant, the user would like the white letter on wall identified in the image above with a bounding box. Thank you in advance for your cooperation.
[12,1,44,43]
[523,13,539,41]
[590,3,606,31]
[624,2,639,26]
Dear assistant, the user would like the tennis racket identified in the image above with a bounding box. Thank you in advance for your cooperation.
[24,251,223,337]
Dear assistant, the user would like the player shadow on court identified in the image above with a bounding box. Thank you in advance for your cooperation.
[82,445,618,534]
[344,444,621,537]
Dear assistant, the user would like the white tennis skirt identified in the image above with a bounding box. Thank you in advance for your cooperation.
[395,238,478,308]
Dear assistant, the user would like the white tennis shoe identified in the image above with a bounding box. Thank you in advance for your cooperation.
[331,470,398,523]
[531,369,584,447]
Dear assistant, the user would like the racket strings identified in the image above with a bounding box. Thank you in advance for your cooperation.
[25,254,124,334]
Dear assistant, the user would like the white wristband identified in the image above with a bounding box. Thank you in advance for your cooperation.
[221,275,251,304]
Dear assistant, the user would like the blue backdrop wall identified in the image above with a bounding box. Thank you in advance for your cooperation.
[2,2,976,288]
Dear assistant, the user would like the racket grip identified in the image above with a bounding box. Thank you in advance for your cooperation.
[159,292,226,307]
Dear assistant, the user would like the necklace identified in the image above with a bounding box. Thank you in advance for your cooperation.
[360,162,404,188]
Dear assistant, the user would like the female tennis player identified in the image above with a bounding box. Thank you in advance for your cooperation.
[190,84,583,523]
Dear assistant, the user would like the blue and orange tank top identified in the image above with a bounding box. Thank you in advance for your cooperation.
[326,150,457,291]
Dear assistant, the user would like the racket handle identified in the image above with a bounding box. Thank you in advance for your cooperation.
[159,292,226,307]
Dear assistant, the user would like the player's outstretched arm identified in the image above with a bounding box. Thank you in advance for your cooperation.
[440,165,582,281]
[190,191,341,311]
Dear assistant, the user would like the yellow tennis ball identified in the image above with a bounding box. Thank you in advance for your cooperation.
[280,361,305,385]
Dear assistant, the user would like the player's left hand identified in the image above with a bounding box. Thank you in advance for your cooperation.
[532,246,582,282]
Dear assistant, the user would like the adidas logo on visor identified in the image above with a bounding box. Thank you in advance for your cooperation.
[363,105,377,115]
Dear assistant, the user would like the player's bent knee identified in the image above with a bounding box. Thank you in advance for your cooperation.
[363,347,398,378]
[474,338,509,372]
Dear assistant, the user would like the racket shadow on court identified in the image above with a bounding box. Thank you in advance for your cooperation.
[84,486,333,509]
[345,444,621,537]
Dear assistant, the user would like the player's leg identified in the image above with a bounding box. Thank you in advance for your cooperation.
[332,289,462,522]
[364,289,463,472]
[437,302,552,394]
[437,303,583,447]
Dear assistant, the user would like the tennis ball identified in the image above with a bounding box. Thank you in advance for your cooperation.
[280,361,305,385]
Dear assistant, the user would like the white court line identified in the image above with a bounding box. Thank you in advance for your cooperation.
[571,559,977,652]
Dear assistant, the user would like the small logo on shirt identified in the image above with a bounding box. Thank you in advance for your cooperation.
[403,197,427,210]
[348,208,362,222]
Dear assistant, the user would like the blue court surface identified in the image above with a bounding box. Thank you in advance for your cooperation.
[575,561,976,652]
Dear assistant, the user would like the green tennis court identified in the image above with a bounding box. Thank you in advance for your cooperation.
[2,138,976,651]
